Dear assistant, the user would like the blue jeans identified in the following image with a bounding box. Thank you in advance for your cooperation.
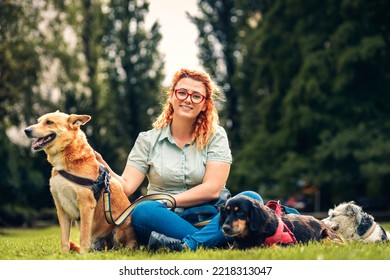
[131,191,263,251]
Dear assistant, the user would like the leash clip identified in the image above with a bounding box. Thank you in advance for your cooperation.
[102,167,111,193]
[104,171,111,189]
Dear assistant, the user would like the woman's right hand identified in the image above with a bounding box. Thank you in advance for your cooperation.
[94,150,104,163]
[94,150,109,170]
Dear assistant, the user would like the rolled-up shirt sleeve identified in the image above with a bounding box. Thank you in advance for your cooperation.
[207,126,232,163]
[127,131,150,174]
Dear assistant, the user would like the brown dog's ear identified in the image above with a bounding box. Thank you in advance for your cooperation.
[68,114,91,128]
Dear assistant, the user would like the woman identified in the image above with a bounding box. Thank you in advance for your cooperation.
[97,68,262,251]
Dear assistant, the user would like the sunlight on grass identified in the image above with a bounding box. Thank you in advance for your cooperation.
[0,225,389,260]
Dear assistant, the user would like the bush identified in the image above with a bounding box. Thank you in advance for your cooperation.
[0,205,34,227]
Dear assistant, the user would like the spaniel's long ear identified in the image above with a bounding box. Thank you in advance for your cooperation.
[249,201,267,232]
[218,204,228,229]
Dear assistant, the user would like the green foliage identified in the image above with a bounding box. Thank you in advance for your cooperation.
[0,0,43,125]
[189,0,242,147]
[1,0,390,219]
[0,225,389,259]
[97,0,164,171]
[0,0,164,218]
[228,0,390,208]
[0,1,55,222]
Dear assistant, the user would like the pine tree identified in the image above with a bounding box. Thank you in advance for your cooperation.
[99,0,164,170]
[233,0,390,209]
[0,0,165,220]
[189,0,242,147]
[0,0,51,223]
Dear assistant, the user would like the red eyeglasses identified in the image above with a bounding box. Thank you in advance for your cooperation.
[174,88,206,104]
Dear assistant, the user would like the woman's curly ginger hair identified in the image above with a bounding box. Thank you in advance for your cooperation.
[153,68,221,149]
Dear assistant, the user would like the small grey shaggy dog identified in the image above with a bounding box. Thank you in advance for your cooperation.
[322,201,390,243]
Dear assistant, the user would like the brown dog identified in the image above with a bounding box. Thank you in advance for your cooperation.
[25,111,137,253]
[219,196,343,249]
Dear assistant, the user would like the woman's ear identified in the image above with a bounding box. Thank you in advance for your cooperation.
[169,93,174,104]
[201,98,208,111]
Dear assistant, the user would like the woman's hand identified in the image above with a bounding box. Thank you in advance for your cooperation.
[94,150,145,197]
[94,150,105,166]
[94,150,112,172]
[173,161,231,208]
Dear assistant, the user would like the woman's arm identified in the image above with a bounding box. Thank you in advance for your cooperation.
[95,151,145,196]
[120,164,146,196]
[172,161,231,208]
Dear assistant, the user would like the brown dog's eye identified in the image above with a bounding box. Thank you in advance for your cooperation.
[45,120,54,125]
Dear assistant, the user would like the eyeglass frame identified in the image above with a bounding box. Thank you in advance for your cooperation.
[174,88,206,104]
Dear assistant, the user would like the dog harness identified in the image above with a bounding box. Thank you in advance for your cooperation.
[264,200,297,245]
[58,165,108,201]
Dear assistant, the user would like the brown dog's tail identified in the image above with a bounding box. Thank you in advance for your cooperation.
[321,227,344,244]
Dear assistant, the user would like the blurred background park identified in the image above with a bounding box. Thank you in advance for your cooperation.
[1,0,389,227]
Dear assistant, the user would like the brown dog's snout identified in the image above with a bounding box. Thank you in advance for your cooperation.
[24,127,33,137]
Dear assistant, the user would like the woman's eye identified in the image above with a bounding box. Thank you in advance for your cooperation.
[192,94,202,100]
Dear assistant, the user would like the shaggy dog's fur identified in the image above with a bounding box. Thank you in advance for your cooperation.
[219,196,342,249]
[322,201,390,243]
[25,111,137,253]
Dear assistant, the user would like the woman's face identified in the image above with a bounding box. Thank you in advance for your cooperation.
[170,78,207,121]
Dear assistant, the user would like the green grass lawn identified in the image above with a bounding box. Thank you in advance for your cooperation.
[1,224,389,260]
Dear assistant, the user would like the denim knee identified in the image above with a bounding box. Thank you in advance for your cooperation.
[131,200,163,244]
[236,190,263,204]
[131,200,162,224]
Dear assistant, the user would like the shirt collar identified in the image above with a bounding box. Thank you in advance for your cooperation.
[158,123,175,144]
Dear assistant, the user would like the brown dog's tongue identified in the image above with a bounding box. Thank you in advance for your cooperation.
[32,135,51,150]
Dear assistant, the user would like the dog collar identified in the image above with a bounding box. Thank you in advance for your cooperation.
[361,222,377,240]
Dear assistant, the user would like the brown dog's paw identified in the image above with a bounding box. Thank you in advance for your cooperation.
[69,241,81,252]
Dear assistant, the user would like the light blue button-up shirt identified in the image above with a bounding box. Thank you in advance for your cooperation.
[127,124,232,195]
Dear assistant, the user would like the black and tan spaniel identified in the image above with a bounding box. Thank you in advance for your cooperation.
[219,196,342,249]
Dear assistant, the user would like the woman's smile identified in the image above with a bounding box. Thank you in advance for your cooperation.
[179,104,193,111]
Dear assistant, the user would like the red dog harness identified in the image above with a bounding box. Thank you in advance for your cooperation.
[264,200,297,245]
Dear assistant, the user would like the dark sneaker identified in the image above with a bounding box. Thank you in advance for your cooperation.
[282,205,301,215]
[147,231,186,252]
